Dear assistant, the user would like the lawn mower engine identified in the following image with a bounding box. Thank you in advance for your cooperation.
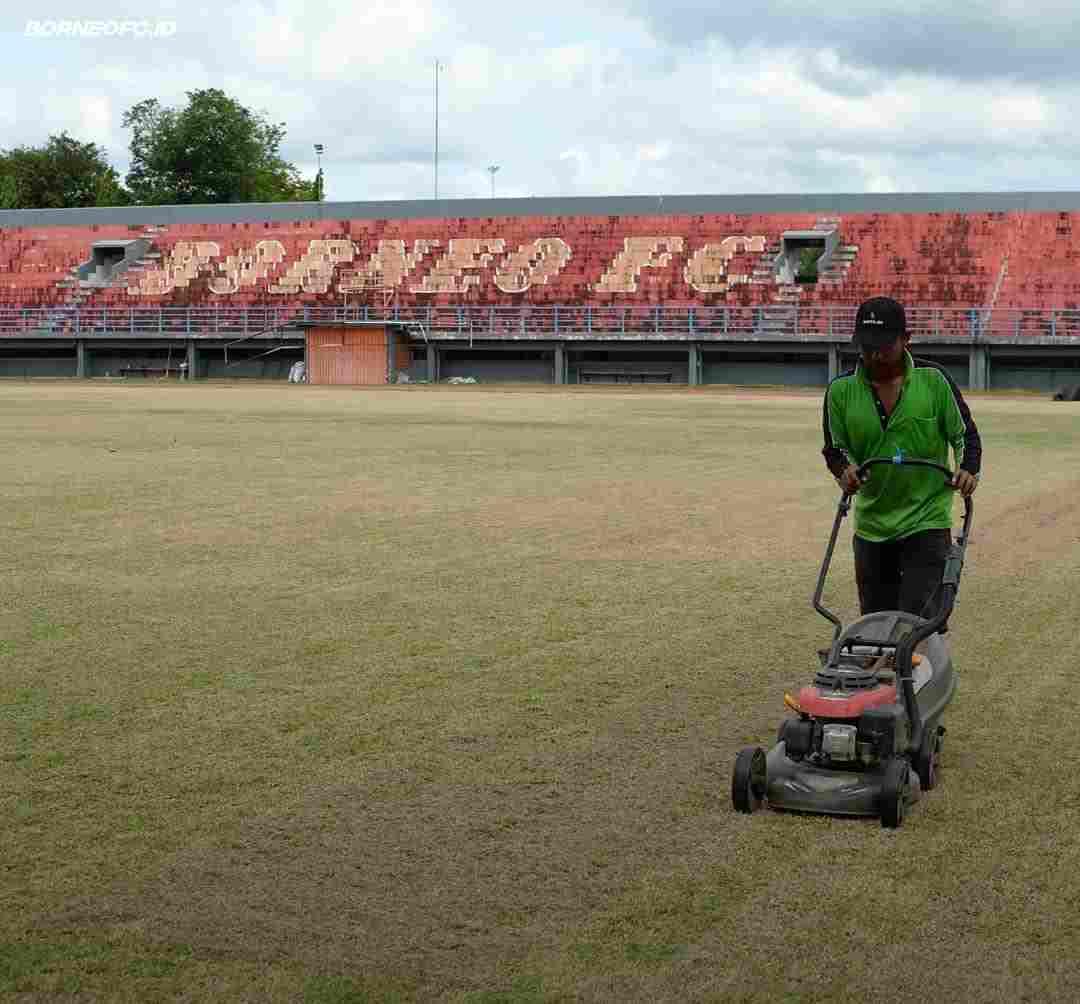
[780,657,910,769]
[752,625,954,821]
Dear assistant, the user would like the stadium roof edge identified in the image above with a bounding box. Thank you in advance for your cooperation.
[5,191,1080,228]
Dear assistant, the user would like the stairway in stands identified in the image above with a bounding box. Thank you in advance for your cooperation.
[765,217,859,307]
[42,229,161,332]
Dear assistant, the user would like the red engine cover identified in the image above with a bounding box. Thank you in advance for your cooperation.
[797,683,897,719]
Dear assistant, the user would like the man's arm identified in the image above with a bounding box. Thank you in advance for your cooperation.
[822,381,861,492]
[935,369,981,496]
[936,369,982,476]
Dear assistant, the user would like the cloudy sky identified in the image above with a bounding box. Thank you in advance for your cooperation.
[0,1,1072,202]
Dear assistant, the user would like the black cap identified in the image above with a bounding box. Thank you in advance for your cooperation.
[853,296,906,349]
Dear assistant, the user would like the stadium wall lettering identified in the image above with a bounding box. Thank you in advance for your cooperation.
[125,235,773,297]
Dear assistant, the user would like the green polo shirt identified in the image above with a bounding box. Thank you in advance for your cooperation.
[823,352,981,542]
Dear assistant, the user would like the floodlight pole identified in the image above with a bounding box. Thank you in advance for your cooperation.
[434,60,441,201]
[488,164,499,198]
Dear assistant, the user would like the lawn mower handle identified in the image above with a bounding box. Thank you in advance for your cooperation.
[854,456,974,557]
[895,490,974,751]
[854,456,954,484]
[812,457,974,641]
[812,456,974,753]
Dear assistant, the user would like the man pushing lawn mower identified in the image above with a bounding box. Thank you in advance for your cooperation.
[731,297,983,828]
[823,296,982,619]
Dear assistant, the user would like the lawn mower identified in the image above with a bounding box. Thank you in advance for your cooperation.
[732,457,973,828]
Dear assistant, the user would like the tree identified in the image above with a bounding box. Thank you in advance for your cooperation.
[122,89,317,205]
[796,247,822,283]
[0,171,17,209]
[0,132,128,209]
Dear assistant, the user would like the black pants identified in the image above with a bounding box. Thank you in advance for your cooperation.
[854,529,952,618]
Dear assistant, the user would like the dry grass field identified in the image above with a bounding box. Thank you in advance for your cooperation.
[2,380,1079,1003]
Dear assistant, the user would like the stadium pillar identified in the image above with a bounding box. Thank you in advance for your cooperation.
[969,345,988,391]
[187,340,198,381]
[386,327,398,385]
[688,343,701,386]
[427,343,439,383]
[828,345,840,382]
[76,339,86,379]
[554,343,566,384]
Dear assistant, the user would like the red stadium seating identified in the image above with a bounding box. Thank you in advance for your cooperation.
[0,210,1072,316]
[994,213,1080,309]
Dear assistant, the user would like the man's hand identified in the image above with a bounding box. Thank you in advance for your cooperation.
[837,464,863,494]
[952,470,979,497]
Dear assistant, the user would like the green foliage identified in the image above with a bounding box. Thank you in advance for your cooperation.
[0,88,317,209]
[0,132,128,209]
[122,89,317,205]
[0,172,18,209]
[796,247,821,282]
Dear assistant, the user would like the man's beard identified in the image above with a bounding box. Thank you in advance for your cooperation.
[869,356,904,381]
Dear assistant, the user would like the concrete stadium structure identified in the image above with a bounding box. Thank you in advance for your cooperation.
[2,192,1080,389]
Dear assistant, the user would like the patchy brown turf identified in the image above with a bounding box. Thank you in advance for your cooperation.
[2,382,1079,1002]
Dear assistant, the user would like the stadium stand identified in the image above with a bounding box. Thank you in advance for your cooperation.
[0,211,1037,311]
[1,201,1080,341]
[2,197,1077,390]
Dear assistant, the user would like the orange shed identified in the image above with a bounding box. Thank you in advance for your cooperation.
[302,323,414,385]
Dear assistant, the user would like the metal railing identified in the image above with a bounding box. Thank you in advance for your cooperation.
[2,304,1080,341]
[0,306,296,337]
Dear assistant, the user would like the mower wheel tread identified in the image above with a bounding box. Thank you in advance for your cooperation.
[915,725,942,791]
[880,758,909,829]
[732,747,767,814]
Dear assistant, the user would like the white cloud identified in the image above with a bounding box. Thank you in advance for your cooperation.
[639,141,671,163]
[621,1,1080,83]
[0,87,16,128]
[77,95,112,144]
[449,45,496,94]
[3,0,1080,199]
[545,44,594,88]
[244,8,302,70]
